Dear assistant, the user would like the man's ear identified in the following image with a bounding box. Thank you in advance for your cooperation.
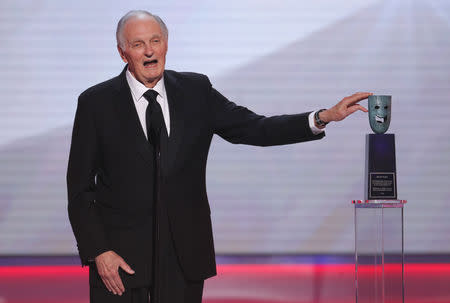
[117,45,128,63]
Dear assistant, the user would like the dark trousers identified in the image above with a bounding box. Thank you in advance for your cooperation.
[90,199,204,303]
[90,271,203,303]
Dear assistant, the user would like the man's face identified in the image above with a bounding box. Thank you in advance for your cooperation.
[118,16,168,88]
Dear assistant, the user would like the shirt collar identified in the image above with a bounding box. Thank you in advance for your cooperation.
[125,69,166,102]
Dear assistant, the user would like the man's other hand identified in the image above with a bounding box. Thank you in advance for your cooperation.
[95,250,135,296]
[318,92,371,126]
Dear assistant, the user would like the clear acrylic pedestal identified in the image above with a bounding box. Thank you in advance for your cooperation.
[352,200,406,303]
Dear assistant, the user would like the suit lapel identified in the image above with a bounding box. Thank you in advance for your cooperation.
[163,70,185,176]
[112,68,185,175]
[113,67,155,167]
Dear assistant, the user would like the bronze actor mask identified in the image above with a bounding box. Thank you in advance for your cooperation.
[368,95,391,134]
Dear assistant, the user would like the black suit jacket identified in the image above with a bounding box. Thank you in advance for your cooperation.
[67,66,325,287]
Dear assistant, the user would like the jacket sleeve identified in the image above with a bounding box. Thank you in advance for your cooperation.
[207,78,325,146]
[66,93,109,265]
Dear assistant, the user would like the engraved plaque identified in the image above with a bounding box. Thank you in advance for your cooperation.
[365,134,397,200]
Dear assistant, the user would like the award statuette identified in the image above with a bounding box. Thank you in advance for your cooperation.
[354,95,405,303]
[365,95,397,200]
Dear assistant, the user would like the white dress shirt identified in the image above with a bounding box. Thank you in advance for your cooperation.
[126,69,324,138]
[308,111,325,135]
[126,70,171,139]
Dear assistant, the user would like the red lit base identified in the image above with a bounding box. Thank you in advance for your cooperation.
[0,264,449,303]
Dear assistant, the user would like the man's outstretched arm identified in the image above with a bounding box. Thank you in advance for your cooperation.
[207,74,371,145]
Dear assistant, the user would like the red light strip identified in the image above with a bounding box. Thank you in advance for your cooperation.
[1,263,449,277]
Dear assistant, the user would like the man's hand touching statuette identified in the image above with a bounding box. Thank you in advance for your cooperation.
[316,92,372,128]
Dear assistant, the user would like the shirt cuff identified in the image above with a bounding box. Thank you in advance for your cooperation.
[308,111,325,135]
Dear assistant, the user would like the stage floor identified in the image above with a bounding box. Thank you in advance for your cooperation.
[0,259,449,303]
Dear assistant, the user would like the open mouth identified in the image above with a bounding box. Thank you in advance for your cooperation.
[375,115,386,123]
[143,59,158,67]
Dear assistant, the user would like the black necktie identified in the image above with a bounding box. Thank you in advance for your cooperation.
[144,89,164,302]
[143,89,164,148]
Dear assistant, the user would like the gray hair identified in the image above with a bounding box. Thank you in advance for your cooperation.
[116,10,168,50]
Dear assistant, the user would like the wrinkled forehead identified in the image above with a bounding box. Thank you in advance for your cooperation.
[123,16,164,39]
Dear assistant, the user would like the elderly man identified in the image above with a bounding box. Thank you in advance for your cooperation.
[67,10,370,303]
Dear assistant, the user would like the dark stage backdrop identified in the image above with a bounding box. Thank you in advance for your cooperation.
[0,0,449,255]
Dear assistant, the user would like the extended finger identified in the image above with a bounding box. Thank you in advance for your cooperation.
[355,92,372,97]
[344,92,372,105]
[347,104,368,115]
[359,104,368,112]
[101,277,114,294]
[355,92,372,99]
[112,271,125,294]
[105,273,122,295]
[119,261,135,275]
[350,103,368,112]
